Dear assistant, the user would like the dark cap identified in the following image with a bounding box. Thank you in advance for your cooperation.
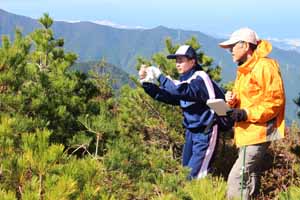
[167,45,197,60]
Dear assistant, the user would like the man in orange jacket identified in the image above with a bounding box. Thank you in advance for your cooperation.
[219,27,285,199]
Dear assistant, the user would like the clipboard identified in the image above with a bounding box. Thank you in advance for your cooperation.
[206,99,230,116]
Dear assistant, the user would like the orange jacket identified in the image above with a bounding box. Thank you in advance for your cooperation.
[231,40,285,147]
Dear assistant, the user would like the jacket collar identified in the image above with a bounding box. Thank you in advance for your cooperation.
[180,65,201,81]
[180,68,195,81]
[237,40,272,74]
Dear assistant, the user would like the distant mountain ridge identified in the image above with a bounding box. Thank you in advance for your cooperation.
[0,8,299,123]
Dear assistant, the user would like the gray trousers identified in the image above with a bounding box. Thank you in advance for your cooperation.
[227,142,270,200]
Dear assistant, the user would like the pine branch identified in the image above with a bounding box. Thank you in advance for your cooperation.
[138,93,165,123]
[67,144,92,157]
[78,119,98,135]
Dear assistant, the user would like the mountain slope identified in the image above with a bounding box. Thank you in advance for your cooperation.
[72,61,133,90]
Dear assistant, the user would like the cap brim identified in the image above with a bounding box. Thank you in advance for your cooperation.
[167,54,188,59]
[166,54,177,59]
[167,54,198,60]
[219,38,239,48]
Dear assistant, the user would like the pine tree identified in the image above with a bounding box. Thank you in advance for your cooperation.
[0,13,101,145]
[0,14,106,199]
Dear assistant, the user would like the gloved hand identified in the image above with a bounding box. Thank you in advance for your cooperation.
[147,66,162,80]
[226,108,248,122]
[140,73,156,83]
[139,66,156,84]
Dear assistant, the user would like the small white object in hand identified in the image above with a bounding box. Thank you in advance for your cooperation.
[147,66,162,80]
[140,66,157,84]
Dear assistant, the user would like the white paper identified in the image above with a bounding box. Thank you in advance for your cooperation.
[206,99,230,116]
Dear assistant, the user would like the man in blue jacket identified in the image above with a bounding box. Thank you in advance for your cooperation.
[139,45,226,179]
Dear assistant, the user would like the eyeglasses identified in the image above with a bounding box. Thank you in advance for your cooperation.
[228,41,245,52]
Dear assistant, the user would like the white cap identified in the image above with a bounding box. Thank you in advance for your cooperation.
[219,27,259,48]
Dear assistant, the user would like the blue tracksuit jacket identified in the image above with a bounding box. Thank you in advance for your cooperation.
[142,66,225,133]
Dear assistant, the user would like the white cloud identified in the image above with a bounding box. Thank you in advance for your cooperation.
[286,40,300,47]
[57,20,81,23]
[91,20,146,29]
[268,37,300,47]
[56,19,146,29]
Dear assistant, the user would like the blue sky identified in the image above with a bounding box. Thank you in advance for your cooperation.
[1,0,300,41]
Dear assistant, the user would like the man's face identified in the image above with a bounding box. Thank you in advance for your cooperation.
[175,56,195,74]
[229,41,248,63]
